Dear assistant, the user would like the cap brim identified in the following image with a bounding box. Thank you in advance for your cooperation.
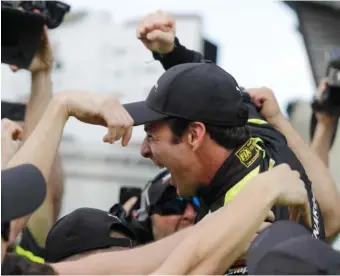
[123,101,169,126]
[1,164,46,223]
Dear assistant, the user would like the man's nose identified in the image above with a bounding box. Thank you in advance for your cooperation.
[140,137,152,158]
[182,204,197,223]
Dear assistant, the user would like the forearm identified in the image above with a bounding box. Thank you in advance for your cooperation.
[271,115,340,239]
[27,153,65,246]
[153,37,205,70]
[49,154,65,222]
[24,71,52,137]
[153,180,277,275]
[6,98,68,244]
[23,70,58,246]
[311,121,337,167]
[52,225,192,275]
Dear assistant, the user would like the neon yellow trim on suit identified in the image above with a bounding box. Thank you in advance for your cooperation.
[247,118,268,125]
[15,245,45,264]
[224,165,261,205]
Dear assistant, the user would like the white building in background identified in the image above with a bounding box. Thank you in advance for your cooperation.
[1,11,204,216]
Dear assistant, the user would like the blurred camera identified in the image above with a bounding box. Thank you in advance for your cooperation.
[312,49,340,117]
[1,1,70,68]
[2,1,70,29]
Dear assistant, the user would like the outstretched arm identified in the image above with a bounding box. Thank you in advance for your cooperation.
[248,87,340,241]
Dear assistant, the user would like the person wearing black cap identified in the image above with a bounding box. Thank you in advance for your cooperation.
[122,61,323,274]
[44,207,137,262]
[109,169,199,244]
[1,164,46,263]
[123,61,321,221]
[135,10,340,244]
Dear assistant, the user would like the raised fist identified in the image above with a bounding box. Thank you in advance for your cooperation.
[137,10,176,54]
[247,87,283,124]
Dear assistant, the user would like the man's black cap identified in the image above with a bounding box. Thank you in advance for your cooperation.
[1,164,46,223]
[1,7,45,68]
[123,63,249,127]
[44,207,137,262]
[247,221,340,275]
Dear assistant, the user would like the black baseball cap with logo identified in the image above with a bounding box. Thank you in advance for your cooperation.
[44,208,137,262]
[247,221,340,274]
[123,62,249,127]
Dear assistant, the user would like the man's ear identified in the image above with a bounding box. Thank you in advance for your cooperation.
[187,122,206,151]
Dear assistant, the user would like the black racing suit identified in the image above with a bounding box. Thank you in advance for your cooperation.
[152,38,326,275]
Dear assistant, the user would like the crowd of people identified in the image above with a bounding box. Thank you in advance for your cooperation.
[2,9,340,275]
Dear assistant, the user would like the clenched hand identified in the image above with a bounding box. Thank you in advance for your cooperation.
[56,91,134,146]
[137,10,176,54]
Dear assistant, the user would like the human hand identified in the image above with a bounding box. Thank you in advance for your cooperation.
[10,9,53,74]
[315,78,338,126]
[247,87,283,124]
[56,91,133,146]
[123,196,139,217]
[137,10,176,54]
[259,164,312,228]
[1,119,24,168]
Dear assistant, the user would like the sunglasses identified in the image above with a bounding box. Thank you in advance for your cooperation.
[150,197,200,216]
[1,222,10,242]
